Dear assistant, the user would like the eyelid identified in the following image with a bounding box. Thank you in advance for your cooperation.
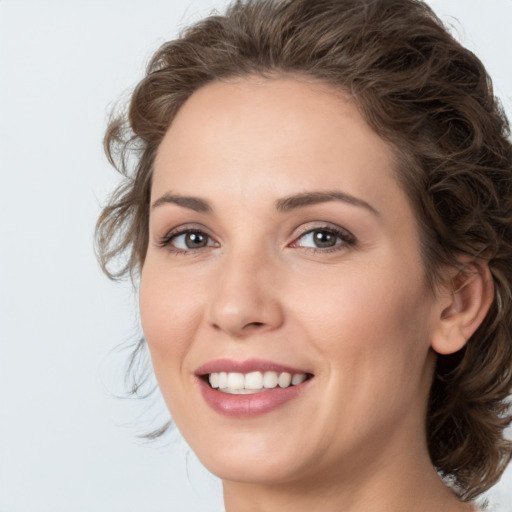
[293,221,355,240]
[289,223,356,251]
[156,223,219,251]
[155,221,355,254]
[295,221,354,238]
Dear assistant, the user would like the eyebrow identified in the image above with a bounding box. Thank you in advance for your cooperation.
[151,193,213,213]
[275,191,380,216]
[151,190,379,216]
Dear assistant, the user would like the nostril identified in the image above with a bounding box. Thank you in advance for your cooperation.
[245,321,265,329]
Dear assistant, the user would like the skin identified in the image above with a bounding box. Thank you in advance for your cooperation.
[140,76,483,511]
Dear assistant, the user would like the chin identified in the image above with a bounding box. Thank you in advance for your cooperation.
[198,446,311,485]
[174,413,315,485]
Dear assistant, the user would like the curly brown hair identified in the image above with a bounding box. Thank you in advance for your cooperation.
[95,0,512,500]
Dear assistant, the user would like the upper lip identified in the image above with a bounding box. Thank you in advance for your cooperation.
[195,358,312,376]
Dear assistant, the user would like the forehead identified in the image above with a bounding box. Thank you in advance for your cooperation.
[152,76,407,219]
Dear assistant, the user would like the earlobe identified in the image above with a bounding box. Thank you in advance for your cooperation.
[431,260,494,355]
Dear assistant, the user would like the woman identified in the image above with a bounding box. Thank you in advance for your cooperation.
[96,0,512,510]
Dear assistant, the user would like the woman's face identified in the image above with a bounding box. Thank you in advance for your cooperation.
[140,77,440,485]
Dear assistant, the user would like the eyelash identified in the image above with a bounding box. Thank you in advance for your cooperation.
[157,225,356,255]
[290,225,356,253]
[156,226,217,255]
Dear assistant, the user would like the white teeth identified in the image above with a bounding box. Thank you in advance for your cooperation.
[208,370,309,394]
[278,372,292,388]
[291,373,307,385]
[209,372,219,388]
[218,372,228,389]
[245,371,263,389]
[227,372,244,390]
[263,371,278,388]
[219,388,258,395]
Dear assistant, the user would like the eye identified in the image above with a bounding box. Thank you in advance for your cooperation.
[158,228,218,253]
[291,226,355,251]
[172,231,212,249]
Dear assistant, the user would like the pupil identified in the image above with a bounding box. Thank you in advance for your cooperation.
[186,232,207,248]
[314,231,335,247]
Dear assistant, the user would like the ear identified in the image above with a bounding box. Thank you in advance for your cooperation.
[430,259,494,355]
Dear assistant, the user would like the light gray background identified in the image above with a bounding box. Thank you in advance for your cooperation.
[1,1,511,511]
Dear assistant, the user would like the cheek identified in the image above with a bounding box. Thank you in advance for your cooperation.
[138,262,209,429]
[289,262,433,450]
[291,258,432,381]
[139,261,202,373]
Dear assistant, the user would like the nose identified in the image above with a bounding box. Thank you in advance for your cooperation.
[206,250,284,338]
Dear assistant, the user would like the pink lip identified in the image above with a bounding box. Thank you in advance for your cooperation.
[195,358,309,376]
[195,358,313,418]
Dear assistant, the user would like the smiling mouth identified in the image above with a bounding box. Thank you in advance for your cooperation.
[196,362,314,416]
[204,371,313,395]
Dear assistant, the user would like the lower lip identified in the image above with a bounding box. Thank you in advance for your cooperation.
[197,378,310,417]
